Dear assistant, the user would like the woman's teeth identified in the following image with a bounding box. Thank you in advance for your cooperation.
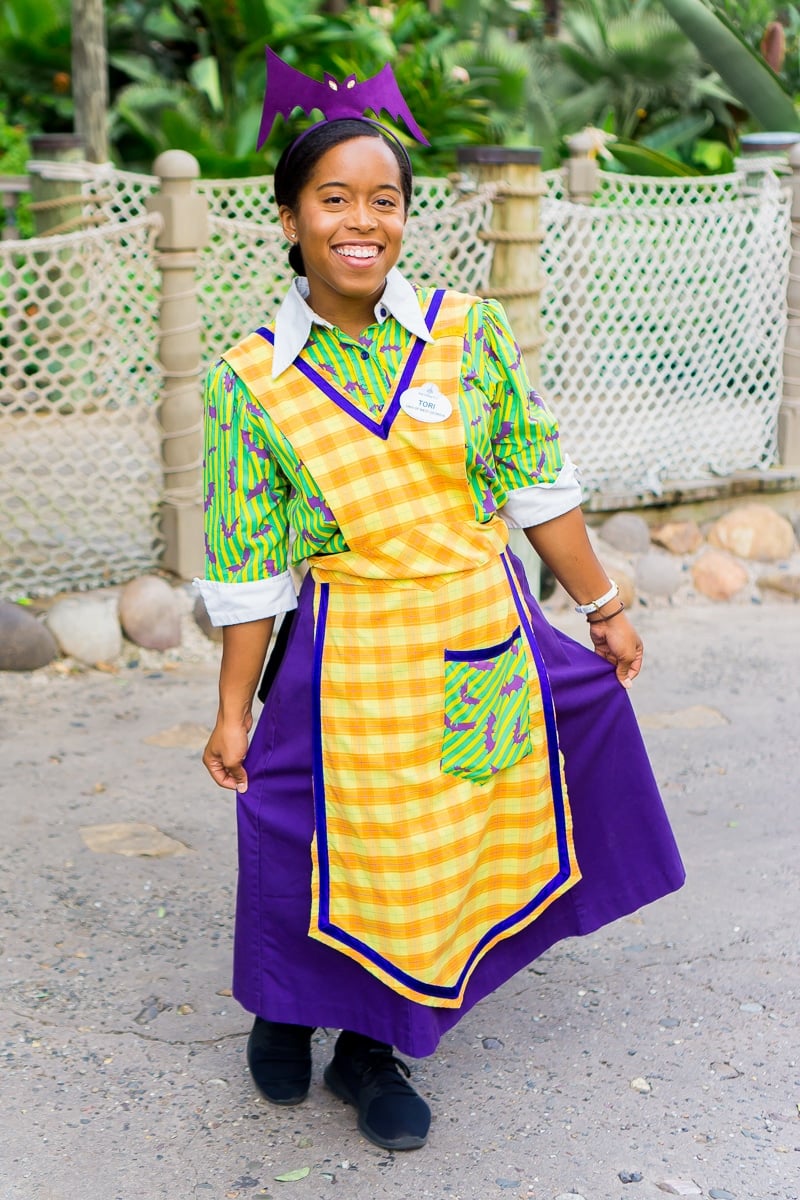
[335,246,379,260]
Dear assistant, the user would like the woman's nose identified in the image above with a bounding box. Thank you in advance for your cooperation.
[346,201,376,230]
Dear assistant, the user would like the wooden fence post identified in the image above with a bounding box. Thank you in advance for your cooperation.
[145,150,209,580]
[455,145,544,385]
[565,129,600,205]
[780,143,800,466]
[455,145,545,593]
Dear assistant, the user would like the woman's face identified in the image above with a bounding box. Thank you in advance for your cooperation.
[279,136,407,318]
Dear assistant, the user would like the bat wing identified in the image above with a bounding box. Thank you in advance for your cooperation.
[257,48,335,149]
[356,63,429,145]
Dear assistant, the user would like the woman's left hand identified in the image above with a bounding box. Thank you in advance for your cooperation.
[587,612,643,689]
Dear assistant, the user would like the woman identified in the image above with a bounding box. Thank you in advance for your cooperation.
[198,114,684,1153]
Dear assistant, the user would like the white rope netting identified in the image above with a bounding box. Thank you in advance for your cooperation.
[2,158,793,599]
[540,168,791,494]
[0,215,164,599]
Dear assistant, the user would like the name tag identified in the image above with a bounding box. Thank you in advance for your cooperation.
[399,383,452,424]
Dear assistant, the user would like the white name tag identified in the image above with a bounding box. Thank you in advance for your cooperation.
[399,383,452,424]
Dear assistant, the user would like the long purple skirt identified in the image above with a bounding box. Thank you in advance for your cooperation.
[233,553,685,1058]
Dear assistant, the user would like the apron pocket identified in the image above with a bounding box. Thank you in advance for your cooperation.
[441,626,532,784]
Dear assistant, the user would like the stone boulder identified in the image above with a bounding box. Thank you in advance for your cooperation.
[47,595,122,665]
[119,575,182,651]
[0,600,59,671]
[651,520,704,556]
[599,512,652,555]
[708,504,795,562]
[635,551,683,598]
[691,549,749,601]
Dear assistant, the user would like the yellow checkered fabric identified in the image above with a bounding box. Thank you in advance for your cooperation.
[225,291,580,1006]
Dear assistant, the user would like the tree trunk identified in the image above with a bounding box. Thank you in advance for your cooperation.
[544,1,561,37]
[71,0,109,162]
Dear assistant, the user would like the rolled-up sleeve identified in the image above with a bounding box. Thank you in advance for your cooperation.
[194,360,297,626]
[477,300,582,528]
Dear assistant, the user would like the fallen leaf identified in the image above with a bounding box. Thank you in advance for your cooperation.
[274,1167,310,1182]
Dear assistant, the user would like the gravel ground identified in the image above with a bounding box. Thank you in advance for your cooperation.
[0,603,798,1200]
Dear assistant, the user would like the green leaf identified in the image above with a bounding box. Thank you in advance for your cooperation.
[660,0,800,130]
[641,111,713,150]
[189,57,224,116]
[274,1167,310,1182]
[607,138,702,176]
[691,137,735,172]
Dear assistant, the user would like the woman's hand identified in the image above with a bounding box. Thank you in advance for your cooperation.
[587,612,643,689]
[203,713,253,793]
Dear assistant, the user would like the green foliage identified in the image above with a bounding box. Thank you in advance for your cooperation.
[660,0,800,131]
[4,0,798,182]
[0,107,32,235]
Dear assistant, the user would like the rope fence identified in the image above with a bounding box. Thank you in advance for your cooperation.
[0,154,795,599]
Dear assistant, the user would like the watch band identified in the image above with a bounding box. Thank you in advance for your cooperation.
[574,580,619,615]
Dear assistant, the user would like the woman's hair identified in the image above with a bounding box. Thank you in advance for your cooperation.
[274,119,413,276]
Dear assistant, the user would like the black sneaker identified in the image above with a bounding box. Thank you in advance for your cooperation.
[246,1017,313,1106]
[323,1031,431,1150]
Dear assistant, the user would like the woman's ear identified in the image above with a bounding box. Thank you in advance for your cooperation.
[279,204,297,243]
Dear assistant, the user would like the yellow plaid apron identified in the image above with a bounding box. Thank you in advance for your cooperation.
[224,290,580,1006]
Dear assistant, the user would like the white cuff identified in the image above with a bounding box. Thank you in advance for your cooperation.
[193,571,298,627]
[500,457,583,529]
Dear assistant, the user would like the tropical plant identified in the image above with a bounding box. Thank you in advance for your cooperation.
[659,0,800,131]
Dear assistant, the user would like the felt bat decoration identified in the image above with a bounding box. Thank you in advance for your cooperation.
[257,47,429,149]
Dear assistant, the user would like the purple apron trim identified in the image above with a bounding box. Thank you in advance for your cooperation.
[502,549,570,870]
[444,625,521,662]
[254,289,445,440]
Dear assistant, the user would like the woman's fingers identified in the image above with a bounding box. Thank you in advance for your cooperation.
[203,723,250,792]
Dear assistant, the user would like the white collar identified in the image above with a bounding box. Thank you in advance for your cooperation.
[271,267,434,378]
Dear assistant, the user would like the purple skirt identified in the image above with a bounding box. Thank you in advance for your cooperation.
[233,553,685,1058]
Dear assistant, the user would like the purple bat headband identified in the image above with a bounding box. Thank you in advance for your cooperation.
[256,47,430,152]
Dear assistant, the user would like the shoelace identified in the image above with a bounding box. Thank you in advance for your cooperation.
[361,1048,414,1093]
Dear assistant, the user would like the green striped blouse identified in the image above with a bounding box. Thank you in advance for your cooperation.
[202,290,565,584]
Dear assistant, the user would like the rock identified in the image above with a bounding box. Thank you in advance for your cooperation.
[691,549,748,601]
[757,571,800,599]
[46,595,122,665]
[0,600,59,671]
[619,1171,643,1184]
[144,722,211,750]
[708,504,795,561]
[639,705,728,731]
[656,1183,701,1197]
[739,1001,764,1013]
[119,575,181,650]
[482,1036,504,1049]
[589,537,637,607]
[651,519,704,556]
[193,592,224,643]
[79,822,190,857]
[708,1190,736,1199]
[600,512,652,554]
[635,551,683,597]
[554,1195,587,1200]
[630,1076,651,1093]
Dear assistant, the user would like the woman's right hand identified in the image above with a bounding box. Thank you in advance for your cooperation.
[203,713,253,793]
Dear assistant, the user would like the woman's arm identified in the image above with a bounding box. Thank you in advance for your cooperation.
[203,617,274,792]
[525,507,643,689]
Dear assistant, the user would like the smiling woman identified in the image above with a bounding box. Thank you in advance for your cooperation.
[195,57,684,1156]
[274,125,410,333]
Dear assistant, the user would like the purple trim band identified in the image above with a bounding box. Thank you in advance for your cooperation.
[501,550,570,868]
[255,289,445,440]
[309,557,574,1001]
[444,625,521,663]
[311,583,332,925]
